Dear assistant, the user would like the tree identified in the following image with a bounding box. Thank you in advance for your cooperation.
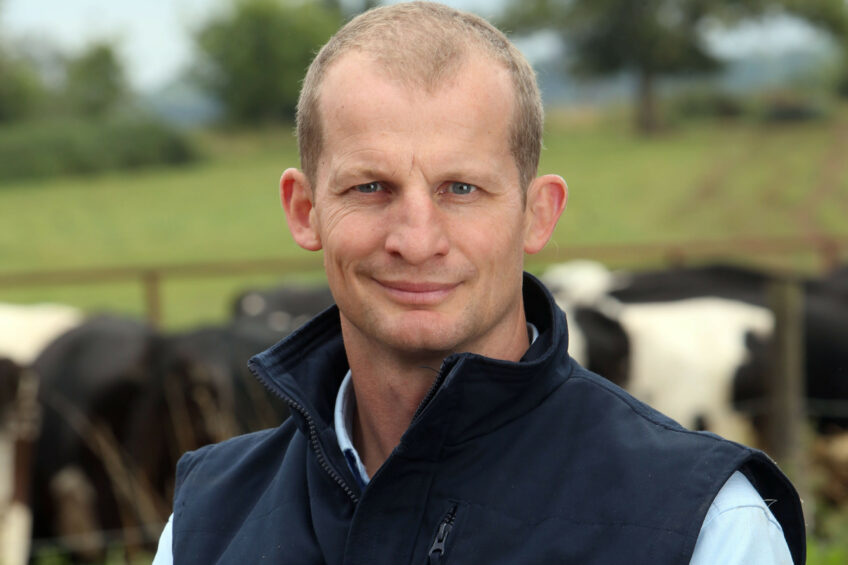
[321,0,379,19]
[194,0,341,124]
[780,0,848,98]
[0,49,45,123]
[498,0,848,133]
[64,42,127,117]
[0,0,47,123]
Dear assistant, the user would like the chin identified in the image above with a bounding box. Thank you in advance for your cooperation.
[380,318,467,356]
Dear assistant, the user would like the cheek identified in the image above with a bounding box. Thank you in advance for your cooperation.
[462,211,525,259]
[320,211,385,264]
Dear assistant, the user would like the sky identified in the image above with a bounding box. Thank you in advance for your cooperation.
[1,0,832,93]
[2,0,227,90]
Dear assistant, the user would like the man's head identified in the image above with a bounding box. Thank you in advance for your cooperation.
[281,2,566,363]
[296,1,543,192]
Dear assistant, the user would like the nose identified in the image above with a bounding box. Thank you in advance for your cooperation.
[384,187,450,264]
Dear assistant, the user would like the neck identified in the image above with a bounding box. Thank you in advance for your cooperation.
[343,318,531,478]
[347,347,443,477]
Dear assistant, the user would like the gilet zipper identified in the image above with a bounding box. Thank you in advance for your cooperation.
[412,357,464,423]
[249,362,359,504]
[428,504,458,564]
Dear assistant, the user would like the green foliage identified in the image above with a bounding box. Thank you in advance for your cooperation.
[813,501,848,559]
[0,117,198,183]
[0,48,47,123]
[321,0,379,19]
[502,0,847,76]
[63,42,127,117]
[0,39,198,181]
[498,0,848,132]
[501,0,730,76]
[194,0,341,124]
[808,539,848,565]
[500,0,741,132]
[780,0,848,37]
[837,44,848,99]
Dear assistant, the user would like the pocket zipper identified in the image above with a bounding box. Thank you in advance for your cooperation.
[428,504,458,564]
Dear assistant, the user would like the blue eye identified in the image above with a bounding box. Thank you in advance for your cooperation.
[448,182,477,195]
[354,182,383,193]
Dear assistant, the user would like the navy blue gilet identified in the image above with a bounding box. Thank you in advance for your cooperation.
[172,273,805,564]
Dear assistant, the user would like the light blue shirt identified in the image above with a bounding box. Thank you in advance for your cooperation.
[154,323,794,564]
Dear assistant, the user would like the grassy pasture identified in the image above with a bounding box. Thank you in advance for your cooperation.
[2,108,848,328]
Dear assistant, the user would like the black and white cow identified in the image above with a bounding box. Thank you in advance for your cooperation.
[541,260,631,389]
[605,262,848,434]
[815,264,848,302]
[542,260,848,444]
[0,303,85,564]
[797,291,848,432]
[232,284,336,335]
[0,303,84,366]
[27,284,334,561]
[30,315,228,561]
[161,321,291,435]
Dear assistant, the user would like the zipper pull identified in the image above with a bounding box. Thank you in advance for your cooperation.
[428,505,457,564]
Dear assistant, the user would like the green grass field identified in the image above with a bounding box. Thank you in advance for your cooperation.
[2,108,848,329]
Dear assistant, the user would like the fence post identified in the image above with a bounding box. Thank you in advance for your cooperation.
[817,238,839,273]
[141,271,162,328]
[765,276,812,529]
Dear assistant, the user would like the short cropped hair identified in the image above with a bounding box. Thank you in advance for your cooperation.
[296,1,543,193]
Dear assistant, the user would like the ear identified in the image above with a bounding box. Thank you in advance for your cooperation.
[523,174,567,254]
[280,168,322,251]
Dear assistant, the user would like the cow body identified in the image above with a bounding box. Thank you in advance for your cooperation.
[30,315,231,561]
[0,302,84,564]
[0,303,83,365]
[26,284,333,560]
[232,284,336,335]
[543,261,848,444]
[617,297,772,442]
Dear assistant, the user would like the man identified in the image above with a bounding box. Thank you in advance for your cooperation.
[154,2,804,563]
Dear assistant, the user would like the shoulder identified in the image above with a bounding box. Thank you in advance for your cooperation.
[562,365,798,503]
[539,365,755,514]
[173,419,307,532]
[564,365,738,449]
[558,365,805,563]
[176,420,300,492]
[565,365,755,465]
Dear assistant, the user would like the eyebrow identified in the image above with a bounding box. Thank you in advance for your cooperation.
[328,155,507,189]
[434,162,503,189]
[328,155,397,185]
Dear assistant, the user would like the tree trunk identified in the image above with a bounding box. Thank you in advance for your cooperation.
[635,68,659,134]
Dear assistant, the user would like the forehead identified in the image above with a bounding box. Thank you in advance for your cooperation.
[314,52,517,181]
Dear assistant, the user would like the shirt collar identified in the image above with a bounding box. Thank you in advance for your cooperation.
[333,322,540,488]
[333,368,370,489]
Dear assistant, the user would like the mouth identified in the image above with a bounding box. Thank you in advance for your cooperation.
[374,279,460,306]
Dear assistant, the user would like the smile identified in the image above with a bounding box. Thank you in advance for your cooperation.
[374,279,460,306]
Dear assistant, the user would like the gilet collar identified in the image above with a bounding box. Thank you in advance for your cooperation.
[248,272,574,471]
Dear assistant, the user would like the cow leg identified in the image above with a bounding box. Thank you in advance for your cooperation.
[0,502,32,565]
[49,466,104,562]
[1,429,32,565]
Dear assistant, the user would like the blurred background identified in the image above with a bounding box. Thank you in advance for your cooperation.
[1,0,847,562]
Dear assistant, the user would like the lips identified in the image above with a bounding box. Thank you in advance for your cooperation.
[374,279,460,306]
